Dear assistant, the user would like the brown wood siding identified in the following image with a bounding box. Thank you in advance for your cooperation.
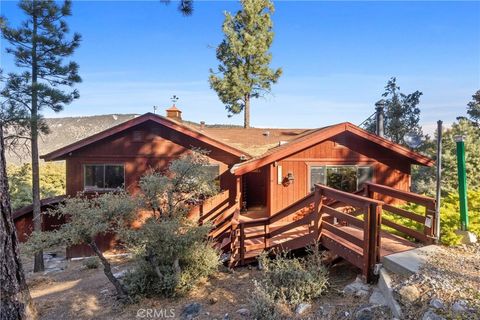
[268,132,412,215]
[65,121,239,200]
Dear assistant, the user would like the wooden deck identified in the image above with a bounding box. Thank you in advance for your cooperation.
[207,182,436,283]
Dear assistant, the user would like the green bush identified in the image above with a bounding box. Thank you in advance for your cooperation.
[249,280,282,320]
[124,237,219,298]
[82,257,100,269]
[250,245,329,318]
[382,189,480,246]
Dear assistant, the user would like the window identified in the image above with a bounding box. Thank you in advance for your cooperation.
[309,165,373,192]
[84,164,125,191]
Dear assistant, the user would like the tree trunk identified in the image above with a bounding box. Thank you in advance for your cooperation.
[244,94,250,129]
[0,125,37,320]
[89,241,130,302]
[31,8,44,273]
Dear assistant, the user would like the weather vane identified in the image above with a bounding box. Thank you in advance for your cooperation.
[153,105,158,114]
[171,95,179,106]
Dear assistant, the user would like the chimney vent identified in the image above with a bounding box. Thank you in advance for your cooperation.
[200,121,205,130]
[375,99,386,137]
[166,105,182,121]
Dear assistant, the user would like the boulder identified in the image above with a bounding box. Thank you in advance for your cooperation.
[422,309,446,320]
[344,276,370,297]
[369,288,387,306]
[429,298,445,310]
[451,300,468,313]
[181,302,202,320]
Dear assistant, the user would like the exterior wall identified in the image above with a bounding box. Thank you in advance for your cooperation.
[64,120,239,202]
[268,131,412,215]
[61,120,241,257]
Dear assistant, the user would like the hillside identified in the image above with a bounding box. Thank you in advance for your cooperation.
[6,114,139,165]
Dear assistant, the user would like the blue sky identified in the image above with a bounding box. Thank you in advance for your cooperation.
[1,1,479,134]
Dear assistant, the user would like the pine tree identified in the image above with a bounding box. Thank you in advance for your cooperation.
[209,0,282,128]
[0,77,37,319]
[1,0,81,272]
[364,77,423,146]
[467,89,480,125]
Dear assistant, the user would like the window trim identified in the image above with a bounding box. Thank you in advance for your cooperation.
[307,163,374,192]
[83,163,126,192]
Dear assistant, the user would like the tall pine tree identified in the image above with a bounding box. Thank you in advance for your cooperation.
[1,0,81,272]
[364,77,423,146]
[0,73,37,319]
[209,0,282,128]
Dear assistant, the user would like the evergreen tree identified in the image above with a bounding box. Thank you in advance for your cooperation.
[209,0,282,128]
[161,0,194,16]
[466,89,480,125]
[364,77,423,146]
[1,0,81,272]
[0,74,37,319]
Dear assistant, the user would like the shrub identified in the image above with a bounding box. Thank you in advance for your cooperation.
[382,189,480,246]
[83,257,100,269]
[250,245,329,318]
[124,151,221,298]
[249,280,282,320]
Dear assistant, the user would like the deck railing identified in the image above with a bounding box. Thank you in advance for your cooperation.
[364,182,436,244]
[229,185,384,281]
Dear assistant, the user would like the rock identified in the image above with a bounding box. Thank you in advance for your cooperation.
[354,304,389,320]
[422,309,446,320]
[398,285,420,305]
[181,302,202,320]
[223,313,230,320]
[344,276,370,297]
[209,297,218,305]
[369,288,387,306]
[257,260,264,271]
[236,308,250,317]
[429,298,445,310]
[451,300,468,313]
[295,303,311,315]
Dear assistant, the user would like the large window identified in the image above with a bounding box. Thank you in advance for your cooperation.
[84,164,125,191]
[309,165,373,193]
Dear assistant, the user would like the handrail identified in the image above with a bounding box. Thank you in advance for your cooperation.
[364,182,436,242]
[315,184,383,206]
[364,182,435,207]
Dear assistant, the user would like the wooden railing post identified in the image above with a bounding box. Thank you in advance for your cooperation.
[363,202,381,282]
[240,223,245,265]
[264,222,270,249]
[314,186,323,241]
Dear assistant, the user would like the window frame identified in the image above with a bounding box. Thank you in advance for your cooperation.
[307,163,374,192]
[83,163,126,192]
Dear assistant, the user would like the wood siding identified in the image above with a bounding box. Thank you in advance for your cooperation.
[64,120,239,200]
[268,132,412,215]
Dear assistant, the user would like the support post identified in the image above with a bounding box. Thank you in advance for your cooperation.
[435,120,442,242]
[454,135,469,231]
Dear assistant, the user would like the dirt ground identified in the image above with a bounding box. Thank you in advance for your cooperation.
[22,247,386,320]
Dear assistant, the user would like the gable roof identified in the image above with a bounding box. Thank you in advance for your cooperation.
[41,113,250,161]
[230,122,434,175]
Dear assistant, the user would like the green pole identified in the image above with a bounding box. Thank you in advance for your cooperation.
[455,135,469,231]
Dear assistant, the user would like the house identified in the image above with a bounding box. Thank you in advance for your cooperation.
[41,105,433,215]
[16,105,435,264]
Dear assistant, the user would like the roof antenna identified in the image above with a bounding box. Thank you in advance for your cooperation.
[153,106,158,114]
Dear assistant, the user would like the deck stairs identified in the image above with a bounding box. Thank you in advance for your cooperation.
[196,182,436,282]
